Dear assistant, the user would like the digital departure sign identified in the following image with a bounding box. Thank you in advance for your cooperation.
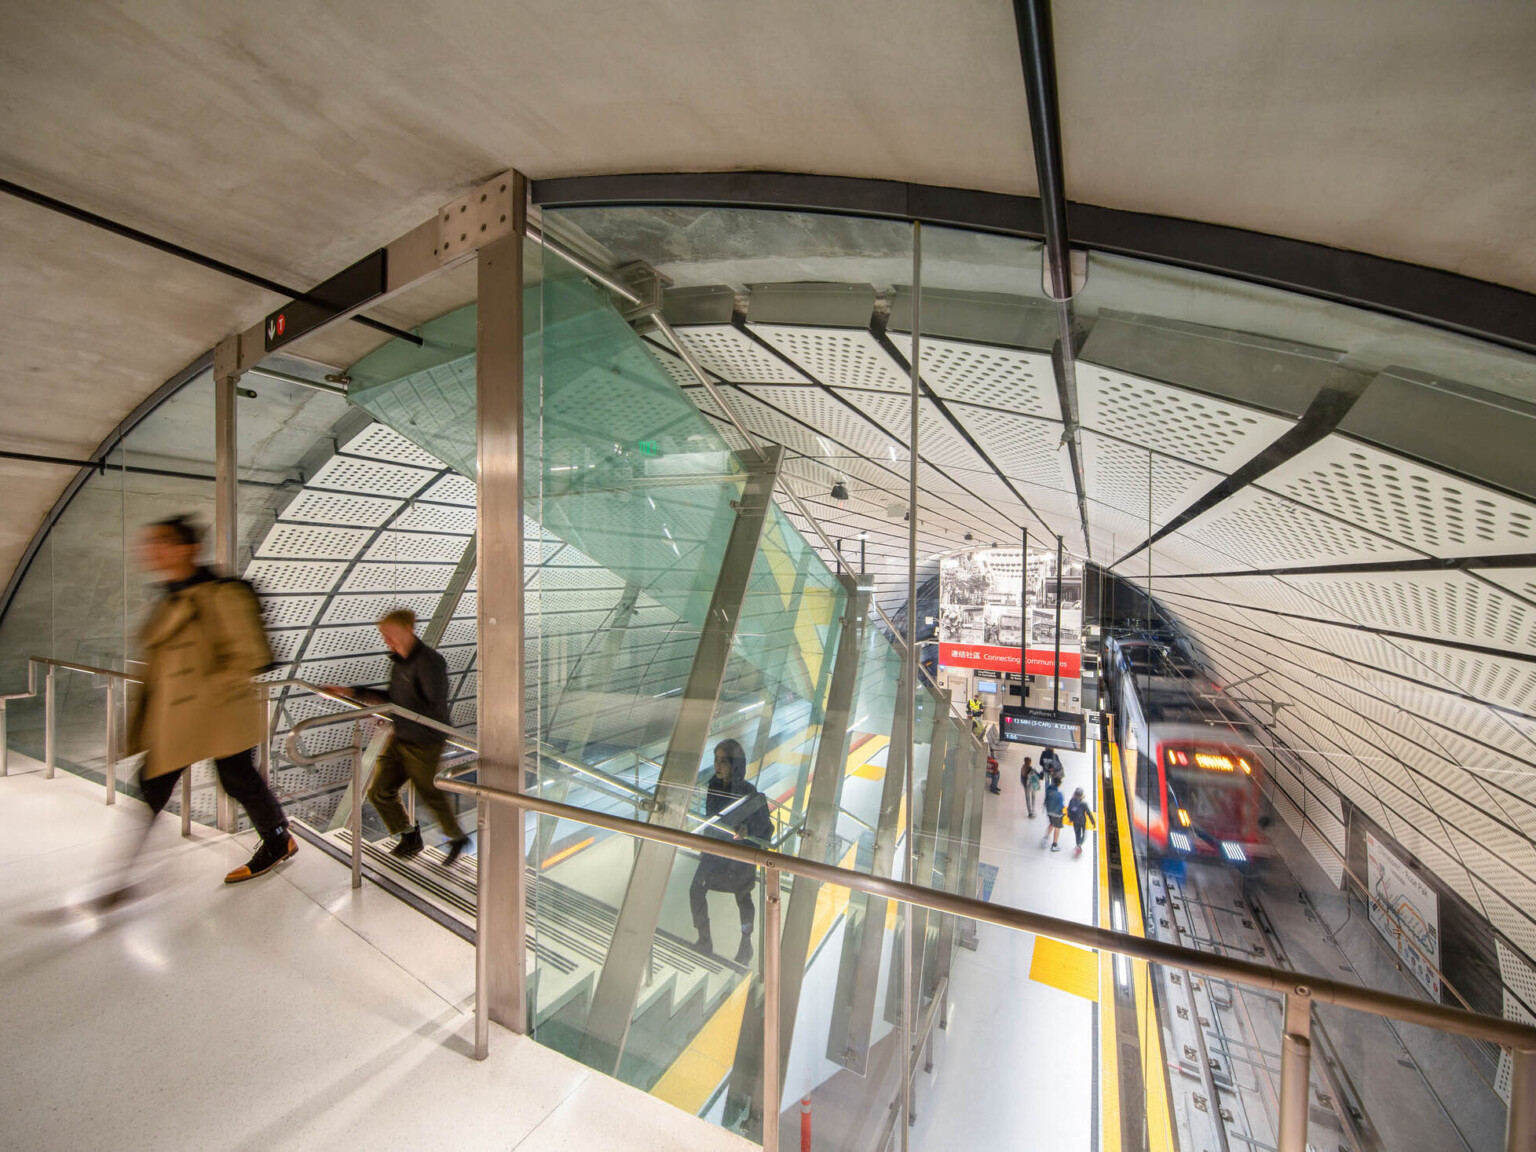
[1000,706,1084,751]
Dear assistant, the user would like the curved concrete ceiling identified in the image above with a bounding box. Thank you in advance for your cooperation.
[0,0,1533,589]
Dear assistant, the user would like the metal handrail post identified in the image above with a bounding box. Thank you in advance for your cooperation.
[44,665,55,778]
[1276,991,1313,1152]
[1509,1048,1536,1152]
[474,796,490,1061]
[350,720,363,890]
[180,770,192,837]
[763,864,782,1152]
[103,679,117,805]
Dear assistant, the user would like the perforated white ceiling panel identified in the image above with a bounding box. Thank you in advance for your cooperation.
[674,324,808,383]
[280,489,401,527]
[1166,487,1425,572]
[1080,430,1223,527]
[885,334,1060,420]
[947,404,1074,496]
[341,422,449,468]
[750,325,910,392]
[1077,363,1294,473]
[740,385,903,460]
[1258,435,1536,558]
[1278,570,1536,654]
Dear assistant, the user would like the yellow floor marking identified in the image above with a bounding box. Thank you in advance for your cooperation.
[849,734,890,779]
[650,978,752,1111]
[1097,757,1123,1152]
[1030,935,1100,1001]
[1108,738,1177,1152]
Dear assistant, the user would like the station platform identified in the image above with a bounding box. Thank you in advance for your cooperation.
[0,758,752,1152]
[909,734,1100,1150]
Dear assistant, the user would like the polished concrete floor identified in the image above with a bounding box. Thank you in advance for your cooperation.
[908,736,1098,1151]
[0,756,753,1152]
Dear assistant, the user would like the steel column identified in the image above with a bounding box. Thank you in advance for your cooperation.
[578,444,784,1073]
[476,185,530,1035]
[1052,535,1064,713]
[213,353,240,834]
[763,864,783,1152]
[889,692,953,1026]
[1508,1049,1536,1152]
[180,770,192,837]
[902,218,922,1152]
[1277,991,1314,1152]
[772,578,866,1074]
[349,721,363,889]
[103,680,117,804]
[474,795,491,1060]
[0,700,7,776]
[825,658,912,1075]
[44,666,55,778]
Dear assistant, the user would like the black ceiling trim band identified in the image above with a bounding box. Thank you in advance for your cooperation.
[1156,588,1536,668]
[531,171,1536,355]
[1112,366,1374,568]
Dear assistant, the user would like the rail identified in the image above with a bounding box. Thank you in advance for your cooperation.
[11,654,1535,1150]
[432,773,1536,1152]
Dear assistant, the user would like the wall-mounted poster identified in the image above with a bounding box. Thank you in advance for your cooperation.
[1366,830,1441,999]
[938,546,1082,679]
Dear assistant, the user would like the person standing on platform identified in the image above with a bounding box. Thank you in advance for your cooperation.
[1044,779,1066,851]
[126,516,297,885]
[690,739,774,964]
[1021,756,1041,818]
[327,609,469,864]
[1067,787,1096,856]
[1039,745,1064,791]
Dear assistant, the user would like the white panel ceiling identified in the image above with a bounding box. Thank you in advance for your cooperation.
[674,324,808,384]
[750,325,910,392]
[886,333,1060,420]
[1076,362,1294,472]
[1258,435,1536,558]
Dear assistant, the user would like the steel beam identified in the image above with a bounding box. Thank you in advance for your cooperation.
[732,577,866,1098]
[476,175,530,1035]
[578,444,784,1074]
[212,344,241,833]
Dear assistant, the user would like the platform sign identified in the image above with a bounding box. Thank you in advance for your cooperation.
[1000,706,1084,751]
[265,248,388,352]
[1366,830,1441,999]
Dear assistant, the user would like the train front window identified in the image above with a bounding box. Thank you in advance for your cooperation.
[1165,746,1255,836]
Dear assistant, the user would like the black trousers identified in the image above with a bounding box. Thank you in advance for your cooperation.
[140,747,288,847]
[690,861,755,936]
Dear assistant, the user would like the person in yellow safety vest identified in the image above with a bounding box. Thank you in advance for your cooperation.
[967,695,983,719]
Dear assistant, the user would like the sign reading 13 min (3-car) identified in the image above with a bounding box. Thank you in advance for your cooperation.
[1366,830,1441,999]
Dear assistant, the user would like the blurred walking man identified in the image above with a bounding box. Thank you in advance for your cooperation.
[128,516,296,884]
[330,610,469,864]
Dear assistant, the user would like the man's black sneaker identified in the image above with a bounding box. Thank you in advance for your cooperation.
[391,827,425,858]
[443,835,471,866]
[735,934,754,965]
[692,931,714,957]
[225,836,298,884]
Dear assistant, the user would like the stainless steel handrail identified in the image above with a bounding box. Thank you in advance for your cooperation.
[436,772,1536,1152]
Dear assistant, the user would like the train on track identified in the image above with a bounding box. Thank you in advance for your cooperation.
[1105,634,1272,869]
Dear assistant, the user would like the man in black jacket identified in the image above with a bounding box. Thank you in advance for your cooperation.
[690,738,773,964]
[329,609,469,863]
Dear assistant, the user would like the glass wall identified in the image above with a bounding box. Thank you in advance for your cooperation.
[2,196,1531,1152]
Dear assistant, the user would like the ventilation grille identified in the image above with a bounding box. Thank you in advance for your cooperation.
[1077,363,1292,472]
[886,334,1059,419]
[675,324,807,384]
[1260,436,1536,558]
[751,325,908,392]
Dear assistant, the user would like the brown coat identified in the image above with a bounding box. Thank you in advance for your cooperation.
[127,573,272,779]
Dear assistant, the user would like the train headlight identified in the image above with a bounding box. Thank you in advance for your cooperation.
[1221,841,1248,864]
[1170,832,1192,853]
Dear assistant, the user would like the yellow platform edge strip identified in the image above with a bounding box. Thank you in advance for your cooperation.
[1097,753,1123,1152]
[1109,736,1177,1152]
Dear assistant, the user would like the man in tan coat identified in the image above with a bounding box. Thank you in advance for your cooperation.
[127,516,296,883]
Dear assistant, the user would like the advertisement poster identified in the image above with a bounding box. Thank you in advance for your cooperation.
[1367,830,1441,999]
[938,547,1082,678]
